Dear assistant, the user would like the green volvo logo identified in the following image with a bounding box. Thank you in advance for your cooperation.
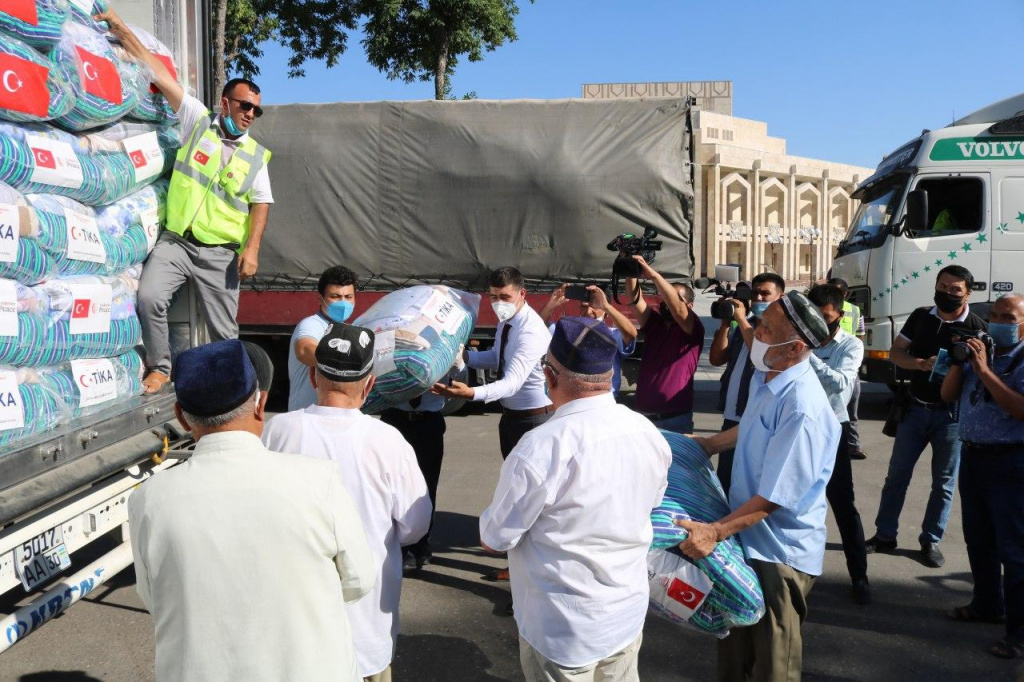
[930,137,1024,161]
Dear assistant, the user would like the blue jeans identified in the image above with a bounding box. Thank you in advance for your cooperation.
[959,443,1024,640]
[874,403,961,545]
[651,412,694,435]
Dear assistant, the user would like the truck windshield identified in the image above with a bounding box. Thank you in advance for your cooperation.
[840,177,907,254]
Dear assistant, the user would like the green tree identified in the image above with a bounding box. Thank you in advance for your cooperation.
[215,0,360,97]
[360,0,527,100]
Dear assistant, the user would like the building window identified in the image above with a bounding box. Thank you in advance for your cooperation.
[706,128,719,139]
[722,130,733,141]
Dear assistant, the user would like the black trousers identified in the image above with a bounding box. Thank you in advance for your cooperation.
[716,418,740,497]
[380,409,446,558]
[843,377,863,452]
[826,422,868,582]
[498,410,551,459]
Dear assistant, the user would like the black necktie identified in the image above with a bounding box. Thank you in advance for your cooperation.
[497,322,513,380]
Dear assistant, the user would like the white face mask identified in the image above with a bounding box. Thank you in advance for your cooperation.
[750,338,796,372]
[492,300,518,322]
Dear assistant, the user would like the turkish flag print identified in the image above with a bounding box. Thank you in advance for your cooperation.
[3,0,39,25]
[129,149,146,169]
[32,147,55,169]
[193,150,210,166]
[0,53,50,118]
[75,47,123,105]
[71,299,91,319]
[666,577,707,610]
[149,54,178,94]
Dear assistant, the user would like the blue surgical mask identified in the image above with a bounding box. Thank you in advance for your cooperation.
[326,300,354,323]
[751,301,770,318]
[222,114,243,137]
[988,322,1020,348]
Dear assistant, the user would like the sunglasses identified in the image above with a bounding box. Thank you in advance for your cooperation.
[227,97,264,118]
[540,354,559,375]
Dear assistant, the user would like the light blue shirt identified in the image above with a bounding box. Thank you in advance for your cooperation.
[958,341,1024,445]
[808,328,863,423]
[730,360,840,576]
[288,312,331,411]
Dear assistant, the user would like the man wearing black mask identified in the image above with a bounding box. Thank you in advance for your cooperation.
[867,265,987,568]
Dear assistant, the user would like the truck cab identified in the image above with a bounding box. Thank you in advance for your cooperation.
[831,93,1024,384]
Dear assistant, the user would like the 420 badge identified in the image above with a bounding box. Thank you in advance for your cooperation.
[14,524,71,591]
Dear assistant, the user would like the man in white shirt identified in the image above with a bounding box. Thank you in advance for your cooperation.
[129,339,377,682]
[287,265,359,410]
[433,266,553,584]
[101,8,274,394]
[480,317,671,681]
[263,323,432,682]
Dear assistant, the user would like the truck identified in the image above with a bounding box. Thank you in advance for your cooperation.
[237,97,698,407]
[0,0,213,651]
[831,93,1024,385]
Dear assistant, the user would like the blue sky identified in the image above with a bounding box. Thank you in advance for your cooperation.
[252,0,1024,170]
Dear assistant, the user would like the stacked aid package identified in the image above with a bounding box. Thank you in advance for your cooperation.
[0,1,180,452]
[647,431,766,638]
[354,285,480,414]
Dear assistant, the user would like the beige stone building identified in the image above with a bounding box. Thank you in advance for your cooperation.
[583,81,875,282]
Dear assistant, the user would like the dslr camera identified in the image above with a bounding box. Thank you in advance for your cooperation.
[607,226,664,304]
[695,265,751,320]
[948,326,995,365]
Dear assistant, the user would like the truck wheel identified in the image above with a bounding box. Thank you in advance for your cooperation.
[242,340,274,392]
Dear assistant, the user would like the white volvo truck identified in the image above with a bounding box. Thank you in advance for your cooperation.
[831,93,1024,385]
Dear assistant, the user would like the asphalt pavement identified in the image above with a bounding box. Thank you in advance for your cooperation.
[2,308,1023,680]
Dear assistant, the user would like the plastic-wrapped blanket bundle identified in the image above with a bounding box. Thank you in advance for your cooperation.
[0,365,68,450]
[647,431,765,638]
[0,0,69,51]
[0,180,56,285]
[65,0,108,33]
[0,119,175,205]
[0,272,140,367]
[51,20,141,132]
[0,32,76,122]
[354,285,480,414]
[107,23,178,125]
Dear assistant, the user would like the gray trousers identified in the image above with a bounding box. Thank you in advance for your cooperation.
[138,231,239,375]
[844,377,862,451]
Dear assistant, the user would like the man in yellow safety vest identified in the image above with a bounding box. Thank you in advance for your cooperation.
[100,8,274,394]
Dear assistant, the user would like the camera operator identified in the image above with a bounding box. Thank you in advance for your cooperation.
[540,283,638,399]
[708,272,785,494]
[940,294,1024,659]
[625,255,705,433]
[867,265,987,569]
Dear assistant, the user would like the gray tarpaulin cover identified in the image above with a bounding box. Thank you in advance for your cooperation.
[255,97,694,288]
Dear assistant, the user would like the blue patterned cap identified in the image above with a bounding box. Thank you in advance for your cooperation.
[549,316,618,374]
[172,339,257,417]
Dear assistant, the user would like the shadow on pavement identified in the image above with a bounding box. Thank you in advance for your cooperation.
[393,633,509,681]
[19,674,103,682]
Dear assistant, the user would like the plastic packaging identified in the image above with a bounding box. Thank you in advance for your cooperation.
[0,31,76,122]
[647,431,765,638]
[107,23,178,125]
[65,0,108,33]
[353,285,480,414]
[38,349,142,420]
[0,181,57,285]
[50,20,141,132]
[0,0,69,51]
[0,365,70,451]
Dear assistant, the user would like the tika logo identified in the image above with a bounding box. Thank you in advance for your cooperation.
[193,150,210,166]
[666,577,706,610]
[77,367,114,388]
[32,147,55,169]
[129,150,146,169]
[71,299,91,319]
[69,225,100,244]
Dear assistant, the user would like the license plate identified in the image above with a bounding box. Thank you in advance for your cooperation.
[14,525,71,591]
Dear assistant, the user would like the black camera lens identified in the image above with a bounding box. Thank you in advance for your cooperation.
[711,299,735,320]
[950,342,972,365]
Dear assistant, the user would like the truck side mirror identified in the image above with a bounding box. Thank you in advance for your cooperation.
[905,189,928,234]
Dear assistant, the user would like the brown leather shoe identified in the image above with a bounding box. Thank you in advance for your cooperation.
[484,567,510,582]
[142,371,171,394]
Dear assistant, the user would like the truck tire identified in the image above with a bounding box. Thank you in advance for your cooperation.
[242,340,274,392]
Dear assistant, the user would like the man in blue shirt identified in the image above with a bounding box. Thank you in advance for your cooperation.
[679,292,840,682]
[941,294,1024,660]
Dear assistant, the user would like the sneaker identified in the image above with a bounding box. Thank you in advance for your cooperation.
[850,449,868,461]
[852,578,872,605]
[865,535,897,554]
[921,542,945,568]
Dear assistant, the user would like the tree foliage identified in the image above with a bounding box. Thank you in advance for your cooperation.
[360,0,526,100]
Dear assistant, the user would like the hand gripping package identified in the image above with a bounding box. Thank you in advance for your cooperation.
[353,285,479,414]
[647,431,765,638]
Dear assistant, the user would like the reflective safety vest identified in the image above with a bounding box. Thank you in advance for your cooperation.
[840,300,862,336]
[166,113,271,251]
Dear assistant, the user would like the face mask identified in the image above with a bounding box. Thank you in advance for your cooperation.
[934,291,965,314]
[222,113,243,137]
[751,301,770,318]
[827,318,842,336]
[326,300,354,323]
[988,322,1021,348]
[750,338,796,372]
[492,300,517,322]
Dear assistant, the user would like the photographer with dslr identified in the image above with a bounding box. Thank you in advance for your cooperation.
[624,255,704,433]
[867,265,987,568]
[940,295,1024,660]
[709,272,785,494]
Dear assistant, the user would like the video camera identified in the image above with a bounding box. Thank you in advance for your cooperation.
[694,265,751,320]
[948,326,995,365]
[607,226,664,304]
